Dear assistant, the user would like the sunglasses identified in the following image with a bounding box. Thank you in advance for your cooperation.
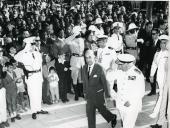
[152,33,157,35]
[31,43,36,45]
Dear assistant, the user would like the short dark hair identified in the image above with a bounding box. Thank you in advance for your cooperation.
[85,30,93,40]
[145,21,153,26]
[49,66,56,72]
[10,58,17,64]
[5,62,13,67]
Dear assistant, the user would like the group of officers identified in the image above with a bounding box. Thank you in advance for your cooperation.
[0,20,169,128]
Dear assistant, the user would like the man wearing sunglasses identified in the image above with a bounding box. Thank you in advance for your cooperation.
[15,36,48,120]
[147,28,161,96]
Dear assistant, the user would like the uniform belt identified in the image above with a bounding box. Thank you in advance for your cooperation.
[108,47,114,50]
[72,53,83,57]
[116,50,122,53]
[27,69,41,74]
[126,47,137,50]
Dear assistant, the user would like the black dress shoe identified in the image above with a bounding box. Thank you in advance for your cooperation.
[120,119,123,127]
[80,93,84,98]
[15,114,21,120]
[43,101,52,105]
[62,100,66,103]
[111,114,117,128]
[65,99,69,102]
[75,96,79,101]
[32,113,37,119]
[11,118,15,122]
[3,121,9,127]
[150,124,162,128]
[147,91,156,96]
[37,110,48,114]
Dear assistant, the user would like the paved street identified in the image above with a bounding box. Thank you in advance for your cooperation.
[9,81,168,128]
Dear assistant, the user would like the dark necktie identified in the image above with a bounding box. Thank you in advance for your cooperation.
[88,67,91,79]
[32,53,35,59]
[117,35,119,40]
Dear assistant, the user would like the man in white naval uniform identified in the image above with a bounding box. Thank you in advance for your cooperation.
[14,37,48,119]
[150,35,169,128]
[107,22,124,54]
[66,26,85,101]
[96,34,117,72]
[149,35,169,119]
[110,54,145,128]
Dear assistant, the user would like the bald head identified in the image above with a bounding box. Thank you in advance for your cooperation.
[85,49,95,66]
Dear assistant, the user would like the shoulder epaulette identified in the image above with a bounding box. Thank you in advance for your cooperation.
[134,68,141,74]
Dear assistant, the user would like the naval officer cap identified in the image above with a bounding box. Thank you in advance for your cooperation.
[23,36,37,44]
[159,35,169,41]
[111,22,123,29]
[96,34,108,41]
[116,54,135,64]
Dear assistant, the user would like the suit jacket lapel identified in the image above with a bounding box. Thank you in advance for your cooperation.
[85,65,88,79]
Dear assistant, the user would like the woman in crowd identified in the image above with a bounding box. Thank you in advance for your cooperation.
[42,54,55,104]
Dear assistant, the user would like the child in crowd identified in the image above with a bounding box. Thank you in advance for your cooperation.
[2,62,21,122]
[11,59,27,113]
[48,66,59,104]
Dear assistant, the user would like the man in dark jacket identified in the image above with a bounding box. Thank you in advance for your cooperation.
[137,21,153,79]
[82,49,117,128]
[147,28,161,96]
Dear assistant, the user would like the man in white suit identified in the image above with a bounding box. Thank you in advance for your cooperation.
[14,37,48,119]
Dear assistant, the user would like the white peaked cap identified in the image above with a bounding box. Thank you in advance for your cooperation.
[117,54,135,63]
[112,22,123,29]
[96,34,108,40]
[23,36,36,44]
[88,25,96,31]
[159,35,169,41]
[95,18,103,24]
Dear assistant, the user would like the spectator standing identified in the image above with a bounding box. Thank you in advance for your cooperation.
[42,54,55,105]
[12,59,27,113]
[55,53,69,103]
[137,21,153,79]
[147,28,161,96]
[2,62,21,122]
[66,26,85,101]
[48,66,59,104]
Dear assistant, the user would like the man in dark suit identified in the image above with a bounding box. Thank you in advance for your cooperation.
[147,28,160,96]
[137,21,153,77]
[82,49,117,128]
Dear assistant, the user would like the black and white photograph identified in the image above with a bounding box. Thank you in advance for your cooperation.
[0,0,169,128]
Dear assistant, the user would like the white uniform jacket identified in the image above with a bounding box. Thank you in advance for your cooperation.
[150,50,168,87]
[112,66,145,112]
[97,47,117,71]
[107,33,123,52]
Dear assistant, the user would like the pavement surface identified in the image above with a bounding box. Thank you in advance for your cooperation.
[9,81,169,128]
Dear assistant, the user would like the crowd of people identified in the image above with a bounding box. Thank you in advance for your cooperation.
[0,0,169,128]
